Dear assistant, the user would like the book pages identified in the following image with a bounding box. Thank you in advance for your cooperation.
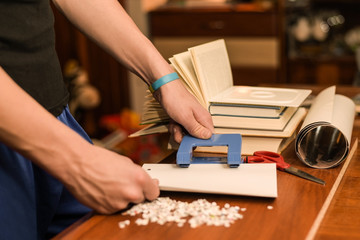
[212,107,297,130]
[195,133,295,156]
[214,107,307,137]
[132,107,306,139]
[170,52,207,107]
[209,104,286,118]
[189,39,233,106]
[140,91,168,124]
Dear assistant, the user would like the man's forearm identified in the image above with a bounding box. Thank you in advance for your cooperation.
[51,0,214,141]
[0,67,161,213]
[0,67,89,182]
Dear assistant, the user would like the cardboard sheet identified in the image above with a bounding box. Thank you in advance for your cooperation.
[143,163,278,198]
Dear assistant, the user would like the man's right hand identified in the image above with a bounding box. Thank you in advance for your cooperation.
[63,144,160,214]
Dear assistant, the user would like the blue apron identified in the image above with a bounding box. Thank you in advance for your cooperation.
[0,106,91,240]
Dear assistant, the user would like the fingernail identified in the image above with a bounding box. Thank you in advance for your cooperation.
[202,129,212,139]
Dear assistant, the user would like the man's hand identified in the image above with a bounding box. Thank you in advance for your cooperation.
[154,79,214,143]
[63,145,160,214]
[0,67,159,215]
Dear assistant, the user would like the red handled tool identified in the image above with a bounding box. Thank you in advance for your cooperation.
[243,151,325,185]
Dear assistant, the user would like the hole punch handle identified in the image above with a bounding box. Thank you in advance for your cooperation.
[176,134,242,168]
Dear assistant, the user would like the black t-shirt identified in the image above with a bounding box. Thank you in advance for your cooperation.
[0,0,69,116]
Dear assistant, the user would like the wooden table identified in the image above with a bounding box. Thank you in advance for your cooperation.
[54,86,360,240]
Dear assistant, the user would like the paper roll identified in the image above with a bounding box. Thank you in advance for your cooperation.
[295,86,356,168]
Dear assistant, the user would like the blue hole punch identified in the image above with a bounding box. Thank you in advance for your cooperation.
[176,134,242,168]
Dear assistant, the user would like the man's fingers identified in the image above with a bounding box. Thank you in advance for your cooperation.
[142,175,160,201]
[193,108,214,138]
[192,124,213,139]
[183,115,213,139]
[169,122,185,143]
[153,178,159,185]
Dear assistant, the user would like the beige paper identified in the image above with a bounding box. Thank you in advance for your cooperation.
[295,86,356,168]
[143,163,277,198]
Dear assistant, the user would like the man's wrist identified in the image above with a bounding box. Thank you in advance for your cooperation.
[149,72,179,93]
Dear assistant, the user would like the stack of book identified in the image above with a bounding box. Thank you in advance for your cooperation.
[133,39,311,155]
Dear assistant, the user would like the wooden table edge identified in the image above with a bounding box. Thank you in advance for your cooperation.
[306,138,359,240]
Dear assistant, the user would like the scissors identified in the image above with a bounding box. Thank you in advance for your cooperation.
[243,151,325,185]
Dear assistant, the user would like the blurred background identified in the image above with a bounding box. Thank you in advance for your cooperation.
[52,0,360,141]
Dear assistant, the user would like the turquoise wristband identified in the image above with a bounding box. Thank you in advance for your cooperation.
[149,72,179,93]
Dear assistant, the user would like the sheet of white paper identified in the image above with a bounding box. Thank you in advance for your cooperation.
[300,86,335,128]
[331,94,356,143]
[210,86,312,107]
[143,163,277,198]
[299,86,355,146]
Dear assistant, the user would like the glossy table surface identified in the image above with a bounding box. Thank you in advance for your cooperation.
[54,86,360,240]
